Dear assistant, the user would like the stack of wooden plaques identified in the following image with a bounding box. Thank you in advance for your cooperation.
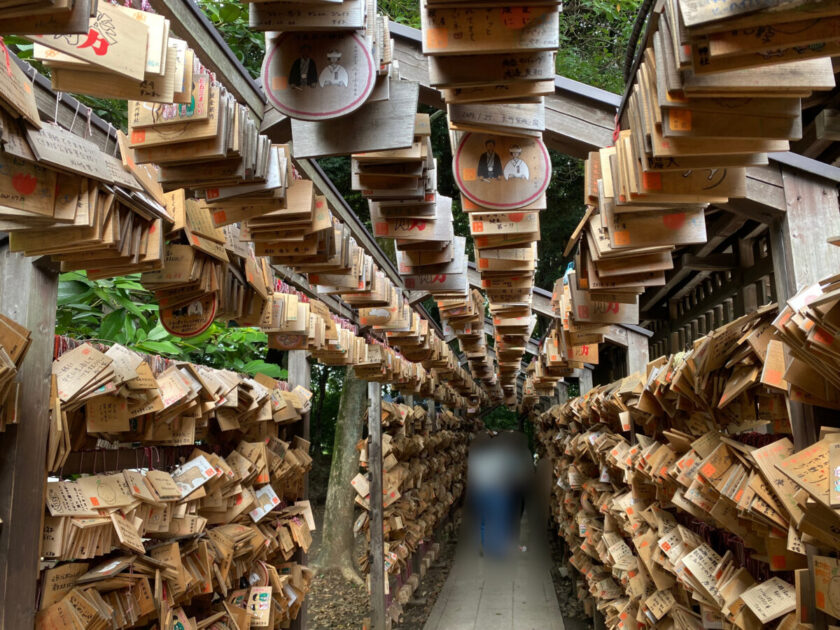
[420,4,560,403]
[0,313,31,432]
[48,342,311,466]
[42,339,315,629]
[128,82,273,195]
[523,322,600,398]
[677,0,840,77]
[528,299,840,629]
[0,1,97,36]
[31,3,191,105]
[352,402,468,621]
[619,0,838,177]
[0,102,170,277]
[437,289,501,401]
[771,272,840,411]
[254,1,418,158]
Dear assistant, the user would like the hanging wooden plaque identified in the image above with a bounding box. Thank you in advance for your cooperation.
[262,32,375,121]
[453,132,550,211]
[160,293,217,338]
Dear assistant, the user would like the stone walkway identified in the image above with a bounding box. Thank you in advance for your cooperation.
[422,516,565,630]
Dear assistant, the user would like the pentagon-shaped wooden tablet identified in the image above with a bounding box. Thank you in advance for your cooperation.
[453,133,551,211]
[262,31,375,121]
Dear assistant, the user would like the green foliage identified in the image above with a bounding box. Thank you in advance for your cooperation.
[482,406,519,431]
[198,1,266,77]
[556,0,644,93]
[57,272,286,379]
[378,0,421,28]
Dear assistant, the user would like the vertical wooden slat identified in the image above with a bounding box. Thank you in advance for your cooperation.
[0,247,59,629]
[368,382,386,630]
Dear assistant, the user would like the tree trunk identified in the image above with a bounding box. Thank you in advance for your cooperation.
[313,365,367,585]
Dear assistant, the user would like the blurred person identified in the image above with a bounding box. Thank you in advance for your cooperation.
[467,431,531,558]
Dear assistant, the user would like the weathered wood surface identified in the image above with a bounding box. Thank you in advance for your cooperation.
[290,80,419,158]
[0,245,59,630]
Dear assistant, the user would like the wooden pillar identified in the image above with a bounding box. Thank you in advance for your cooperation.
[626,330,649,375]
[770,168,840,630]
[426,399,436,432]
[368,382,387,630]
[288,350,310,630]
[0,247,59,629]
[579,367,593,395]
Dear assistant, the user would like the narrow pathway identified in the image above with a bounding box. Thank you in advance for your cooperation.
[422,516,565,630]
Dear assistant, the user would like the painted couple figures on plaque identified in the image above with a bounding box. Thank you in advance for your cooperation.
[263,32,375,121]
[456,133,550,210]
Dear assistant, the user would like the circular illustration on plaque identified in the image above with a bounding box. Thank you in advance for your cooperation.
[453,133,551,211]
[160,293,217,338]
[262,31,375,121]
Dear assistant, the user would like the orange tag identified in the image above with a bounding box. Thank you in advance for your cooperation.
[426,27,448,49]
[374,222,389,236]
[130,129,146,144]
[701,463,716,478]
[669,109,692,132]
[642,171,662,191]
[478,258,488,269]
[471,221,484,233]
[613,230,630,246]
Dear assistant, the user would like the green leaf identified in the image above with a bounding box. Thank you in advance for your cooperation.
[99,310,126,341]
[146,323,169,341]
[219,4,242,22]
[136,340,181,355]
[243,360,285,379]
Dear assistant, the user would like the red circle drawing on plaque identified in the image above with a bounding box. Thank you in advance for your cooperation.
[160,293,217,338]
[262,32,375,121]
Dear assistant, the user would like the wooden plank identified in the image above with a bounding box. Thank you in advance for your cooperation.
[288,350,311,630]
[626,331,649,375]
[0,245,59,630]
[290,80,419,158]
[367,382,386,630]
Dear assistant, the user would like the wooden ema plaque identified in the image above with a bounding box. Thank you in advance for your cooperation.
[160,293,217,338]
[263,32,375,121]
[453,133,550,211]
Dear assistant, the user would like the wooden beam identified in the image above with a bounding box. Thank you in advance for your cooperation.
[288,351,310,630]
[0,247,59,630]
[367,382,386,630]
[641,212,747,312]
[681,253,736,272]
[147,0,266,119]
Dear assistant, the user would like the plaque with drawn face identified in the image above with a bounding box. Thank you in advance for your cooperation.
[453,133,551,211]
[262,32,375,121]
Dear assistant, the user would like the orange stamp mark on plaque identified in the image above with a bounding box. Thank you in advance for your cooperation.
[425,27,448,49]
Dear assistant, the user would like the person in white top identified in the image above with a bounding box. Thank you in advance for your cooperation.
[504,145,530,180]
[319,50,349,87]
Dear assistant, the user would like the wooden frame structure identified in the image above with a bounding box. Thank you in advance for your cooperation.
[1,5,840,630]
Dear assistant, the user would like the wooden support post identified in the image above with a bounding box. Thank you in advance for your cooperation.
[626,330,649,375]
[579,367,593,395]
[288,350,310,630]
[426,399,436,432]
[769,168,840,630]
[0,246,59,629]
[368,382,387,630]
